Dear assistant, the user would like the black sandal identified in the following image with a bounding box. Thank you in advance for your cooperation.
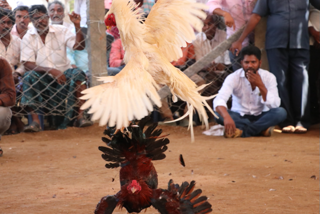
[74,118,93,128]
[24,121,42,132]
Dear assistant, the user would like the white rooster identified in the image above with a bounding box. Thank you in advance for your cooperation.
[80,0,216,141]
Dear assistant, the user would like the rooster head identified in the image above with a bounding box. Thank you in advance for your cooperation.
[127,180,142,194]
[104,13,116,29]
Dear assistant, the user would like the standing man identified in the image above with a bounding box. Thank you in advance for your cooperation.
[207,0,256,71]
[231,0,320,133]
[11,5,30,39]
[0,57,16,156]
[21,5,91,131]
[214,46,286,138]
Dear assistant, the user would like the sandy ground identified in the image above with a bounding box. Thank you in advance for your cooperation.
[0,123,319,214]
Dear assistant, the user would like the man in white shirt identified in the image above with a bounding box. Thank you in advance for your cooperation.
[48,0,89,74]
[20,4,91,131]
[193,13,230,74]
[0,8,23,77]
[11,5,31,39]
[214,45,286,138]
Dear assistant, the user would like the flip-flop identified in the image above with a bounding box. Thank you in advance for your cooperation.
[294,126,307,134]
[74,118,93,128]
[24,121,42,132]
[282,125,295,133]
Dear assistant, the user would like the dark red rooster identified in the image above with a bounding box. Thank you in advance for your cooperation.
[95,118,212,214]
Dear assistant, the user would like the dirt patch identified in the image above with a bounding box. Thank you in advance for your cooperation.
[0,123,319,214]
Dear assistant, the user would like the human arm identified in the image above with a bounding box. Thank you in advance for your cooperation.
[69,12,85,50]
[213,8,236,30]
[309,26,320,44]
[248,70,280,108]
[213,74,236,135]
[23,61,66,84]
[216,105,236,136]
[0,58,15,107]
[230,13,261,55]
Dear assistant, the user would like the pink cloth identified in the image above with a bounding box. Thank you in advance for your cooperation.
[109,39,125,67]
[104,0,112,9]
[207,0,256,46]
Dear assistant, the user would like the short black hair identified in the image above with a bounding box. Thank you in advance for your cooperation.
[13,5,29,16]
[48,1,65,11]
[240,45,261,61]
[29,5,48,19]
[0,8,15,24]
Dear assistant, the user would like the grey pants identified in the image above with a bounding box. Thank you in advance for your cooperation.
[0,107,12,140]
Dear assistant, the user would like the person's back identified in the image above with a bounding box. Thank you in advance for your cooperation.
[0,57,16,156]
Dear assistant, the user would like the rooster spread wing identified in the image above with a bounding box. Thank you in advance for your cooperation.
[151,180,213,214]
[144,0,208,62]
[80,56,161,129]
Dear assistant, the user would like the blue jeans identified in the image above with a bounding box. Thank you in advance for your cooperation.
[107,65,125,76]
[214,108,287,137]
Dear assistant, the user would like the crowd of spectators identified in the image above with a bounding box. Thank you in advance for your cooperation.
[0,0,320,155]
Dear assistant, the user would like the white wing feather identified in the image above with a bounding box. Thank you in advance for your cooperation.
[144,0,208,62]
[80,55,161,129]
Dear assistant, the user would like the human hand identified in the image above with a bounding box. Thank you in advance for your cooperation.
[120,60,125,66]
[68,11,81,27]
[13,72,21,84]
[224,116,236,136]
[0,0,11,10]
[311,29,320,44]
[49,68,66,84]
[223,12,235,30]
[230,40,242,56]
[246,70,263,88]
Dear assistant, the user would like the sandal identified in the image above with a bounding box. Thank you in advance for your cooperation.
[294,126,307,134]
[24,121,42,132]
[74,118,93,128]
[4,129,19,135]
[0,147,3,157]
[282,125,295,133]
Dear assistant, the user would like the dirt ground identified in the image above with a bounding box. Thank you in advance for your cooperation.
[0,123,319,214]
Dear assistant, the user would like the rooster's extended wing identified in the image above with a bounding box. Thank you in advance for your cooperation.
[144,0,208,62]
[80,54,161,129]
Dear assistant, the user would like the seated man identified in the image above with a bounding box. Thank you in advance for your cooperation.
[21,5,92,131]
[213,45,287,138]
[11,5,31,39]
[193,13,231,77]
[0,8,25,134]
[0,57,16,156]
[48,1,89,76]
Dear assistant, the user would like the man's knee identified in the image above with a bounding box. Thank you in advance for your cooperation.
[270,107,287,122]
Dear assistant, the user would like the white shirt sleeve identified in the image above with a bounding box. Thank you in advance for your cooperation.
[21,34,36,63]
[260,73,281,108]
[213,73,235,110]
[65,28,76,50]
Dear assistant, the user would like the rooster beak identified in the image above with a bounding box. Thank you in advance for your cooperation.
[106,26,111,30]
[131,187,136,193]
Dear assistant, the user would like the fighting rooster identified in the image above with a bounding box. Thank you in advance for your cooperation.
[80,0,217,141]
[95,118,212,213]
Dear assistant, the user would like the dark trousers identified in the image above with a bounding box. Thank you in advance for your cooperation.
[308,45,320,124]
[214,108,287,137]
[228,50,242,71]
[266,48,310,128]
